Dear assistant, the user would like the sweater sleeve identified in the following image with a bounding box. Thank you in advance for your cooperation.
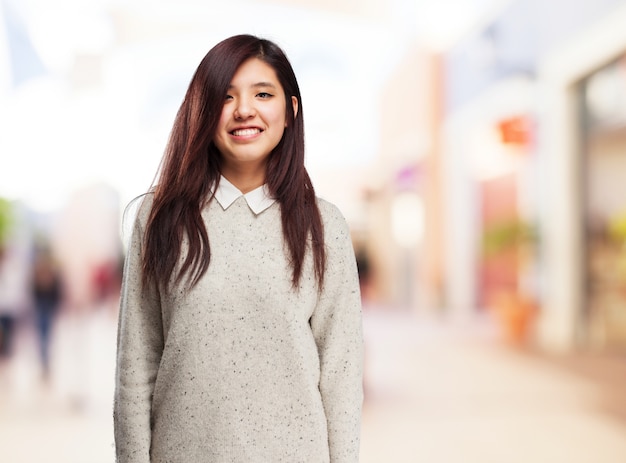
[309,202,364,463]
[114,201,164,463]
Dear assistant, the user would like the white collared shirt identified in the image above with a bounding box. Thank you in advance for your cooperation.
[213,175,276,215]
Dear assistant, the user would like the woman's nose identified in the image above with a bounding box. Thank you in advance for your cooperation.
[234,98,255,119]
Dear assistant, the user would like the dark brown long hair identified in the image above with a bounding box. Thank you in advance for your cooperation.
[142,34,326,294]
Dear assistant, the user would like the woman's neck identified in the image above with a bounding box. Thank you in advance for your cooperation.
[221,169,265,194]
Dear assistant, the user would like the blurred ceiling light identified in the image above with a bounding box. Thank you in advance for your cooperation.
[0,5,12,94]
[414,0,513,51]
[259,0,386,20]
[26,4,114,73]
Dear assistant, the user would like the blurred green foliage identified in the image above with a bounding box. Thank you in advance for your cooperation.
[482,218,537,257]
[608,213,626,244]
[0,197,13,248]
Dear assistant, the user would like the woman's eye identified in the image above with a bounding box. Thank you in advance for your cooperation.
[257,92,273,98]
[225,94,233,101]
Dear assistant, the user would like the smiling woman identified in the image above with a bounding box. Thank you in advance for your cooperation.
[113,34,364,463]
[213,58,298,192]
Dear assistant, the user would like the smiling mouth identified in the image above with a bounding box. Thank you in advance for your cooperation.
[231,128,262,136]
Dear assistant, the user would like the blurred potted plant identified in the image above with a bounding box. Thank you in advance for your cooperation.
[481,217,538,344]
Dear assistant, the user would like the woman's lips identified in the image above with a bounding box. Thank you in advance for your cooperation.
[231,128,262,136]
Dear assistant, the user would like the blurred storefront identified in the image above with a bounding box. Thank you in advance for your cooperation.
[579,53,626,350]
[441,0,626,351]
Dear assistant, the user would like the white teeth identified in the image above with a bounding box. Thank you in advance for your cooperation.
[232,128,261,136]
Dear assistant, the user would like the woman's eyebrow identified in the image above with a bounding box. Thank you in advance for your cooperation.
[252,82,277,89]
[228,82,277,90]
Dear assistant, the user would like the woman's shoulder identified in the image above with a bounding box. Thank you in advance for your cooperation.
[316,197,349,231]
[123,192,154,228]
[316,196,342,217]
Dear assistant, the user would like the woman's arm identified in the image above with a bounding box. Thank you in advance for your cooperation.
[114,201,164,462]
[310,202,364,463]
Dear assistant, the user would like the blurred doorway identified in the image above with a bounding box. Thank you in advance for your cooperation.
[478,172,519,309]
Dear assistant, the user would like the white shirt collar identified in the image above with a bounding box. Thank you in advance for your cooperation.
[213,175,276,215]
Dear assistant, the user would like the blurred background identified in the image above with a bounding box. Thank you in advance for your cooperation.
[1,0,626,461]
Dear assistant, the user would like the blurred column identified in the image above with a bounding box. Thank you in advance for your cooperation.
[420,52,446,312]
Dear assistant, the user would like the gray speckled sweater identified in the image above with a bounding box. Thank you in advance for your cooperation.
[114,193,363,462]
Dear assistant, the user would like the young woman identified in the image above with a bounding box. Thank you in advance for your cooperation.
[114,34,364,462]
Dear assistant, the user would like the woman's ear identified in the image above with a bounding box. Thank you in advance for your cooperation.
[286,96,298,127]
[291,96,298,119]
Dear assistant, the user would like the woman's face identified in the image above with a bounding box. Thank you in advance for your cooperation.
[214,58,297,184]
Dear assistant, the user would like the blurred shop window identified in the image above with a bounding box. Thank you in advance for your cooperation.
[390,191,425,309]
[391,192,425,249]
[581,53,626,350]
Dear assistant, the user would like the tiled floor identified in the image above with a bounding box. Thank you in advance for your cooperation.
[1,306,625,462]
[360,309,626,463]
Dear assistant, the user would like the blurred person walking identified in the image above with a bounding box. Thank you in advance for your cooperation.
[31,242,63,380]
[114,34,364,463]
